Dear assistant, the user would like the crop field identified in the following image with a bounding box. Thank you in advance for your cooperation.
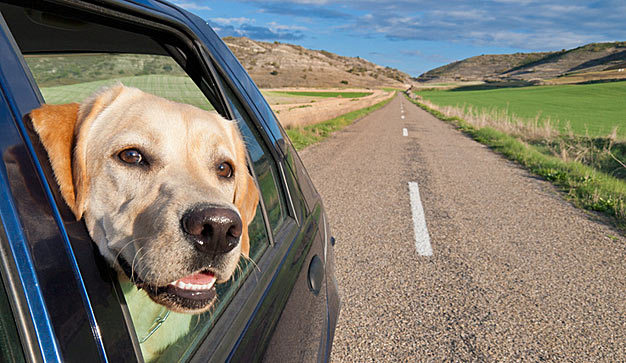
[417,81,626,139]
[268,91,373,98]
[39,74,214,110]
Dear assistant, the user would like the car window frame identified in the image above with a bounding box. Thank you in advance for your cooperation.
[0,10,114,362]
[0,224,28,363]
[0,138,42,363]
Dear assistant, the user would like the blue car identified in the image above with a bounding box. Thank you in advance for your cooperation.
[0,0,339,361]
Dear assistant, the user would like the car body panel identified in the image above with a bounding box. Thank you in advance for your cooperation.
[0,0,340,361]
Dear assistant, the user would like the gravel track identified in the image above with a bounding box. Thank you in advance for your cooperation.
[299,94,626,361]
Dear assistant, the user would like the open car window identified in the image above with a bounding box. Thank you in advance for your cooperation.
[0,2,290,361]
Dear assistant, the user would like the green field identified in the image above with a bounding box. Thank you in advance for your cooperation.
[417,81,626,139]
[25,53,185,87]
[40,74,213,110]
[269,91,372,98]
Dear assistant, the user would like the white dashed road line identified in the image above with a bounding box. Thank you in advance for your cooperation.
[408,181,433,256]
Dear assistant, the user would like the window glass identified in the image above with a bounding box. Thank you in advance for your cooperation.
[15,25,271,362]
[221,84,289,233]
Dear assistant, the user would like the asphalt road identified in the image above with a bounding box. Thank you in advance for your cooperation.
[299,94,625,361]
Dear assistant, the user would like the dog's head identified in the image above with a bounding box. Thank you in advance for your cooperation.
[30,84,259,313]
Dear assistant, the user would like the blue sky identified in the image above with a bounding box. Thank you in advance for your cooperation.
[172,0,626,77]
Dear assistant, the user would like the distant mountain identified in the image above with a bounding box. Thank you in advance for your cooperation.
[416,42,626,84]
[223,37,412,88]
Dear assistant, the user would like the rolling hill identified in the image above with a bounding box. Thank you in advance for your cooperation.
[223,37,411,88]
[416,41,626,84]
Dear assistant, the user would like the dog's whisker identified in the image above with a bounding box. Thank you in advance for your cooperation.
[130,246,146,285]
[239,254,261,274]
[237,254,261,284]
[113,236,151,264]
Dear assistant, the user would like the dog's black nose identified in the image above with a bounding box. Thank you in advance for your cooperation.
[181,206,242,255]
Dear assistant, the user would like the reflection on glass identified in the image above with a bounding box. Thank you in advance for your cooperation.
[233,117,287,233]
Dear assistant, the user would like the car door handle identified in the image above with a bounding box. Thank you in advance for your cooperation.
[307,255,324,295]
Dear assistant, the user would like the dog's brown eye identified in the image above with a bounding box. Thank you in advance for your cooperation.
[118,149,143,165]
[217,162,233,178]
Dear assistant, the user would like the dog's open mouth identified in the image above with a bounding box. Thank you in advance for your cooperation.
[118,256,220,312]
[166,271,217,300]
[144,270,219,312]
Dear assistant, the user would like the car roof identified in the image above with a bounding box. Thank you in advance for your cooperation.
[0,0,196,55]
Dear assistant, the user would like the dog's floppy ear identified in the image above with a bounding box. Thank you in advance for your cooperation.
[30,84,125,219]
[235,171,259,257]
[232,132,260,258]
[30,103,81,217]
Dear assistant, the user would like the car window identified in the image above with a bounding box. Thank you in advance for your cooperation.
[4,7,282,361]
[25,54,270,361]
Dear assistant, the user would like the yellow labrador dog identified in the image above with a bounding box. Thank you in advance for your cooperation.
[30,84,259,316]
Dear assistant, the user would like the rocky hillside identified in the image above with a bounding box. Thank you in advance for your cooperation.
[416,41,626,83]
[223,37,411,88]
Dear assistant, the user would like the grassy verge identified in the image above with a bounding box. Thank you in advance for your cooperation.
[406,95,626,229]
[286,94,394,150]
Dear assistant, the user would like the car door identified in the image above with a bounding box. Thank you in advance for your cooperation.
[0,1,333,361]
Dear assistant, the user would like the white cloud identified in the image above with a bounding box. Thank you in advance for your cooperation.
[466,29,599,50]
[344,0,626,51]
[210,17,253,25]
[432,9,495,22]
[268,21,308,31]
[541,4,586,13]
[239,0,626,52]
[291,0,331,3]
[171,1,211,11]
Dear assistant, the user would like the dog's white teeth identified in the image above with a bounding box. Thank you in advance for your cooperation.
[170,279,215,291]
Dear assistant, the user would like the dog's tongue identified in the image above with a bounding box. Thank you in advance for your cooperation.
[178,271,215,285]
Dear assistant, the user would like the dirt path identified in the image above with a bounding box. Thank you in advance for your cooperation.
[299,94,626,361]
[267,89,393,128]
